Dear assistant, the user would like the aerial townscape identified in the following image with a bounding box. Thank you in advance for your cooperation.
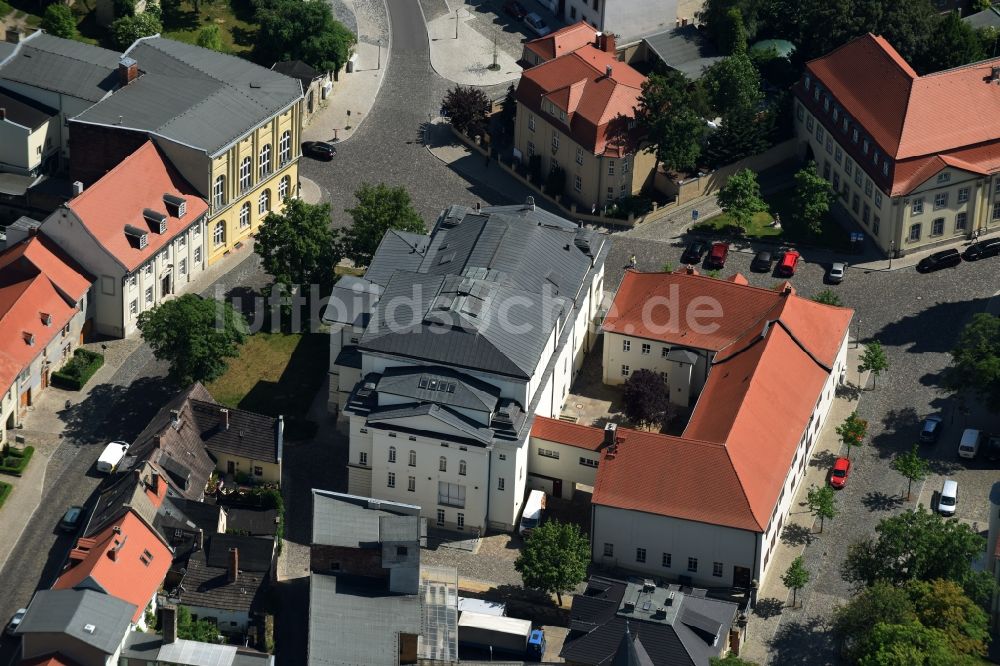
[1,0,1000,663]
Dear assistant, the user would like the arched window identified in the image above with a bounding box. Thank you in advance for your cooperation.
[213,221,225,247]
[258,189,271,215]
[279,130,291,164]
[278,175,290,201]
[239,156,252,192]
[459,460,467,476]
[212,175,225,207]
[388,446,396,463]
[259,144,271,179]
[239,202,251,228]
[408,450,416,466]
[439,456,447,472]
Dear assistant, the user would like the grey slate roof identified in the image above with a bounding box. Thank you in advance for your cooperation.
[308,573,422,666]
[322,275,383,327]
[643,26,723,80]
[271,59,319,87]
[72,37,302,155]
[0,33,120,102]
[226,507,279,536]
[376,365,500,412]
[84,462,161,538]
[17,588,135,655]
[0,40,15,65]
[312,489,423,548]
[188,399,281,464]
[366,402,495,445]
[0,86,57,129]
[207,533,274,572]
[964,6,1000,29]
[363,229,431,287]
[175,534,272,614]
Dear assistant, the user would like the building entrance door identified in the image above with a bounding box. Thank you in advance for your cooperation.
[161,274,172,299]
[552,478,563,498]
[733,566,752,589]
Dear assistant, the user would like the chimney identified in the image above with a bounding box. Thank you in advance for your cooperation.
[524,195,535,211]
[150,469,161,494]
[601,32,616,53]
[161,605,178,644]
[5,29,22,44]
[227,547,239,583]
[603,422,618,447]
[605,64,613,78]
[72,181,84,196]
[220,408,230,430]
[118,56,139,86]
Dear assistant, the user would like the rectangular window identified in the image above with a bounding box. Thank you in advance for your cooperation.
[661,347,670,358]
[825,137,833,154]
[603,543,614,557]
[713,562,723,577]
[823,161,831,179]
[497,477,505,491]
[408,476,415,492]
[832,172,840,190]
[934,193,948,209]
[438,481,466,508]
[436,509,445,526]
[865,179,873,197]
[129,300,138,316]
[641,343,650,355]
[909,223,921,242]
[621,364,629,377]
[862,138,869,154]
[994,202,1000,220]
[574,175,582,192]
[128,275,137,289]
[359,451,367,465]
[622,157,630,173]
[937,172,951,184]
[955,212,968,231]
[815,126,823,142]
[528,114,535,131]
[145,286,153,303]
[854,170,863,187]
[882,162,889,177]
[852,128,859,143]
[862,203,871,225]
[873,216,880,235]
[834,146,842,164]
[527,141,535,157]
[388,447,396,463]
[551,133,559,150]
[957,187,969,203]
[842,117,849,132]
[457,513,465,529]
[538,448,560,459]
[806,116,814,132]
[254,466,263,476]
[579,457,599,468]
[387,472,395,488]
[875,191,883,208]
[606,186,614,201]
[635,548,646,563]
[179,258,187,275]
[796,103,804,121]
[845,160,853,176]
[622,339,630,351]
[912,198,924,215]
[687,557,698,572]
[499,453,506,460]
[852,194,860,214]
[608,160,615,176]
[194,247,202,264]
[662,552,671,568]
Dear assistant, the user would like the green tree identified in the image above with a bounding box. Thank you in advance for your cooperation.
[109,12,162,50]
[711,656,759,666]
[891,445,928,501]
[700,52,762,116]
[806,484,837,533]
[781,556,810,608]
[835,411,868,459]
[41,4,78,38]
[256,198,339,298]
[833,581,916,661]
[812,289,842,306]
[341,183,426,266]
[254,0,356,74]
[921,11,986,74]
[137,294,248,386]
[793,162,834,235]
[719,7,748,54]
[703,105,775,167]
[842,507,992,605]
[196,25,224,51]
[716,168,767,231]
[635,71,704,172]
[859,340,889,388]
[941,313,1000,412]
[622,368,670,431]
[176,605,219,643]
[971,0,993,11]
[441,85,490,136]
[514,519,590,605]
[857,621,958,666]
[907,579,990,658]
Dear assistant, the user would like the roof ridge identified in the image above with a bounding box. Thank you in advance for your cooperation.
[920,54,1000,78]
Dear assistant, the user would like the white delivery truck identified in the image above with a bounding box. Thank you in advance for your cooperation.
[96,441,130,474]
[518,489,546,537]
[458,611,533,656]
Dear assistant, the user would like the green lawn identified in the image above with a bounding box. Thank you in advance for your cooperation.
[206,332,328,439]
[161,0,256,56]
[694,188,851,251]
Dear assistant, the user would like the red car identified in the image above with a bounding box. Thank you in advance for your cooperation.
[830,457,851,489]
[706,242,729,268]
[777,249,800,276]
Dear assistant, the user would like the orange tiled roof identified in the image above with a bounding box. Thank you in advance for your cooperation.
[20,656,85,666]
[531,416,607,451]
[803,34,1000,195]
[593,271,852,531]
[517,42,645,157]
[524,21,597,62]
[63,141,208,273]
[53,509,171,624]
[0,235,91,303]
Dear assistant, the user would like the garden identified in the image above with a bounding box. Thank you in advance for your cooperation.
[0,445,35,477]
[51,349,104,391]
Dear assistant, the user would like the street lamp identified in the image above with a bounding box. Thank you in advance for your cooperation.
[377,39,382,70]
[888,240,894,270]
[455,8,460,39]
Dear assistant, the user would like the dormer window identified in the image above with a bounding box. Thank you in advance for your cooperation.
[124,224,149,249]
[163,193,187,218]
[41,313,52,326]
[24,332,34,346]
[143,209,168,234]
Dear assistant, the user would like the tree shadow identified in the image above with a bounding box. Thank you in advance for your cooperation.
[59,376,176,445]
[835,382,862,401]
[809,449,838,470]
[870,296,991,355]
[753,597,785,619]
[768,615,837,665]
[860,490,904,512]
[231,25,256,48]
[781,523,815,547]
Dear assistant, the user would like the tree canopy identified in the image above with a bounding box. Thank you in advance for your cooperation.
[812,289,842,306]
[175,605,220,643]
[622,369,670,431]
[635,71,705,172]
[256,198,339,297]
[891,445,928,501]
[858,340,889,387]
[441,85,491,136]
[110,11,162,50]
[835,411,867,459]
[254,0,356,74]
[196,25,224,52]
[716,168,767,230]
[341,183,426,267]
[941,312,1000,412]
[137,294,248,386]
[514,519,590,605]
[781,555,810,608]
[41,4,78,39]
[806,484,837,533]
[793,161,834,235]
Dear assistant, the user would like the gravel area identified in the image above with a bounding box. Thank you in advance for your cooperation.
[421,532,524,587]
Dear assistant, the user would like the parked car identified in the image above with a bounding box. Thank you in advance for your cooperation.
[706,242,729,268]
[519,489,546,537]
[59,505,85,533]
[751,250,773,272]
[681,240,709,265]
[918,415,943,444]
[503,0,528,19]
[984,434,1000,462]
[777,249,800,277]
[916,248,961,273]
[830,457,851,489]
[957,428,981,459]
[524,12,551,36]
[97,440,130,474]
[4,608,26,636]
[938,479,958,516]
[301,141,336,160]
[962,237,1000,261]
[827,262,847,284]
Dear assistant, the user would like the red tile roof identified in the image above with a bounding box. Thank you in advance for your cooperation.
[524,21,597,62]
[593,271,852,532]
[804,33,1000,195]
[0,235,91,303]
[531,416,607,451]
[20,657,85,666]
[53,510,171,624]
[517,39,645,157]
[63,141,208,273]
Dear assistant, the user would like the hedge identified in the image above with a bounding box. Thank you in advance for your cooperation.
[51,348,104,391]
[0,481,11,510]
[0,446,35,477]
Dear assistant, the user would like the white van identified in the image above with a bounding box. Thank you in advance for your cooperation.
[938,479,958,516]
[518,490,546,537]
[96,441,130,474]
[958,429,981,459]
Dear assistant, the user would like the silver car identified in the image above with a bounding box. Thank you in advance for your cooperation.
[5,608,27,636]
[827,262,846,284]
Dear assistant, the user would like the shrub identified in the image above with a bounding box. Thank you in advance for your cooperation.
[0,481,11,509]
[51,349,104,390]
[0,446,35,477]
[607,195,653,220]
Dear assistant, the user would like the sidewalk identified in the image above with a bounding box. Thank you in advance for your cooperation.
[302,0,390,143]
[424,2,522,86]
[739,346,871,664]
